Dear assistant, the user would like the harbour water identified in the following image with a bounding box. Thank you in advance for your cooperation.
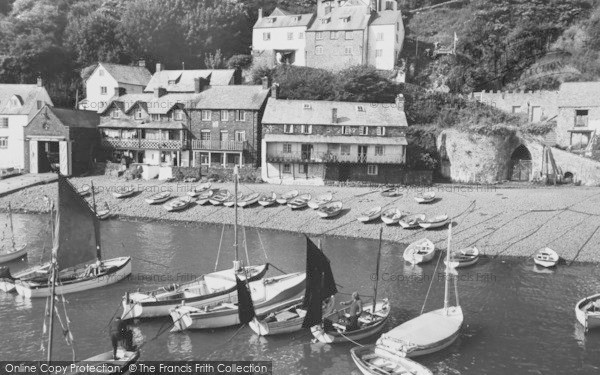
[0,213,599,374]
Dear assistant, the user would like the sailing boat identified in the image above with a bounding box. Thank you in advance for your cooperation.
[311,228,391,344]
[14,175,132,298]
[121,166,269,320]
[376,222,463,357]
[249,238,337,336]
[0,203,27,264]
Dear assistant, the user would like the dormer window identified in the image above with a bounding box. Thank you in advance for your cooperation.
[10,95,23,107]
[321,17,330,24]
[135,107,143,120]
[356,105,365,112]
[111,108,120,119]
[266,17,276,23]
[303,103,312,110]
[292,15,300,22]
[168,80,176,85]
[341,16,350,23]
[174,109,184,121]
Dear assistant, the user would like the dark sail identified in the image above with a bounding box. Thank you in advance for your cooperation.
[236,276,255,324]
[55,175,99,271]
[302,237,338,328]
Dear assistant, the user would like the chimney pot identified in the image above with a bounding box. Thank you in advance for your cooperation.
[156,63,162,73]
[138,59,146,68]
[271,83,279,99]
[258,8,263,19]
[37,77,43,87]
[332,108,338,124]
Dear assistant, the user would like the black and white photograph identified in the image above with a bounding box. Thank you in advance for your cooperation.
[0,0,600,374]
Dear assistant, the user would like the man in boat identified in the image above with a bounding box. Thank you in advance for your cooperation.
[83,259,103,278]
[109,317,126,360]
[340,292,362,331]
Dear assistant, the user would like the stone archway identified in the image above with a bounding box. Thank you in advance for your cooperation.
[510,144,532,181]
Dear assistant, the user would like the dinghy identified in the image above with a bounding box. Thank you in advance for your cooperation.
[15,175,132,298]
[445,247,479,268]
[308,192,333,209]
[534,247,559,268]
[576,293,600,331]
[258,193,278,207]
[238,192,260,208]
[145,191,172,204]
[350,346,433,375]
[249,238,337,337]
[196,189,216,205]
[418,214,449,229]
[414,192,436,204]
[380,223,463,357]
[77,185,91,197]
[96,203,111,220]
[66,348,140,375]
[381,188,402,198]
[164,196,193,212]
[288,193,312,210]
[187,183,212,197]
[403,238,435,265]
[357,206,382,223]
[317,201,343,218]
[223,193,244,207]
[399,214,426,229]
[112,186,135,199]
[209,190,231,205]
[381,208,403,225]
[170,272,306,330]
[0,203,27,264]
[276,190,298,205]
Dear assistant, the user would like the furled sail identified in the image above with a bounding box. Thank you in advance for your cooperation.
[236,276,255,325]
[302,237,338,328]
[54,175,99,271]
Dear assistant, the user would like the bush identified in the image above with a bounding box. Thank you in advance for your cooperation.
[227,54,253,70]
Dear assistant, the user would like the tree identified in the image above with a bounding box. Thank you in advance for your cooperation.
[227,54,253,70]
[204,49,224,69]
[334,66,398,103]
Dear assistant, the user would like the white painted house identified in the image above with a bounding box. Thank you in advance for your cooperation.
[79,61,151,112]
[0,80,53,171]
[368,9,404,71]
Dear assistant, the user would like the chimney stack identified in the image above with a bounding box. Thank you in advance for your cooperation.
[262,76,271,90]
[395,94,404,111]
[332,108,337,124]
[271,83,279,99]
[194,78,207,93]
[258,8,263,19]
[138,59,146,67]
[156,63,162,73]
[37,77,43,87]
[114,87,126,97]
[154,87,166,98]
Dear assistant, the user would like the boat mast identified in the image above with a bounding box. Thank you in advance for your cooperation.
[443,221,452,315]
[233,166,240,269]
[47,200,57,364]
[91,181,101,260]
[8,202,15,250]
[372,227,383,314]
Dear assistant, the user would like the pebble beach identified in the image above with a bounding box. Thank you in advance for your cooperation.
[2,175,600,263]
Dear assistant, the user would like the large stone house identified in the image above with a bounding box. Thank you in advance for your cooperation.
[261,90,408,185]
[144,63,238,92]
[0,79,53,171]
[252,0,404,71]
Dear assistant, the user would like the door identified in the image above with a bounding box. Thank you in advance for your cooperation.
[220,131,229,149]
[301,144,313,161]
[358,145,368,163]
[59,141,71,176]
[29,140,38,173]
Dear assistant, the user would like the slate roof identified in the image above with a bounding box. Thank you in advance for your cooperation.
[144,69,235,92]
[370,10,402,25]
[558,82,600,108]
[97,63,152,86]
[308,5,371,31]
[100,93,202,115]
[262,98,408,126]
[0,84,52,115]
[46,107,99,128]
[254,10,315,28]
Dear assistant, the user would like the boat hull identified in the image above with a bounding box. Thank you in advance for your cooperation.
[576,293,600,331]
[419,219,449,229]
[113,190,135,199]
[350,346,433,375]
[145,195,171,204]
[0,246,27,264]
[15,257,132,298]
[403,239,435,265]
[67,349,140,375]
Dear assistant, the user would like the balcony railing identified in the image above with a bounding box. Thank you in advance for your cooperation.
[191,140,247,151]
[101,138,186,150]
[266,152,404,164]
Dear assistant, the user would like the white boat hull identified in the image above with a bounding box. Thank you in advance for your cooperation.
[350,346,433,375]
[15,257,132,298]
[419,219,449,229]
[576,293,600,331]
[0,246,27,264]
[403,239,435,265]
[145,195,171,204]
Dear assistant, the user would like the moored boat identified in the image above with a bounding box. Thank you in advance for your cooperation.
[534,247,559,268]
[276,190,299,205]
[66,349,140,375]
[381,188,402,198]
[381,208,402,225]
[575,293,600,331]
[96,203,112,220]
[0,203,27,264]
[258,192,278,207]
[196,189,216,205]
[112,186,135,199]
[288,193,312,210]
[164,196,193,212]
[317,201,343,218]
[77,185,91,197]
[414,192,436,204]
[445,247,480,268]
[403,238,435,265]
[357,206,382,223]
[399,214,425,229]
[350,346,433,375]
[238,192,260,208]
[187,183,212,197]
[145,191,172,204]
[307,192,333,209]
[418,214,449,229]
[209,190,231,205]
[223,193,244,207]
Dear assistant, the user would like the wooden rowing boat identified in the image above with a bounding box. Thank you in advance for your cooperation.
[187,182,211,197]
[576,293,600,331]
[418,214,449,229]
[445,247,480,268]
[112,186,135,199]
[196,189,216,205]
[399,214,425,229]
[145,191,171,204]
[288,193,312,210]
[307,192,333,209]
[381,188,402,198]
[381,208,402,225]
[258,192,277,207]
[533,247,559,268]
[223,193,243,207]
[238,192,260,207]
[209,190,231,205]
[357,206,382,223]
[317,201,343,218]
[77,185,91,197]
[164,196,193,212]
[403,238,435,265]
[350,346,433,375]
[276,190,298,205]
[414,192,436,204]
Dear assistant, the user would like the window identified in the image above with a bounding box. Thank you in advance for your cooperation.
[135,107,143,119]
[235,131,246,142]
[283,164,291,173]
[221,110,229,121]
[283,143,292,153]
[235,110,246,121]
[200,130,211,141]
[330,31,339,39]
[174,109,184,121]
[345,46,353,55]
[512,106,521,114]
[151,114,160,121]
[321,18,330,24]
[376,49,383,57]
[101,86,107,95]
[376,126,386,136]
[263,32,271,41]
[300,164,308,174]
[299,32,304,39]
[0,118,7,128]
[201,110,211,121]
[376,33,384,41]
[397,22,400,31]
[220,130,229,141]
[292,16,300,22]
[284,124,294,133]
[316,46,324,55]
[356,105,365,112]
[300,125,312,134]
[266,17,275,23]
[359,126,368,135]
[316,32,324,40]
[367,164,378,175]
[303,103,312,110]
[375,146,384,156]
[341,145,351,155]
[345,31,353,40]
[342,126,352,135]
[341,16,350,23]
[575,110,589,127]
[0,137,7,149]
[287,32,294,40]
[111,108,120,118]
[37,100,43,110]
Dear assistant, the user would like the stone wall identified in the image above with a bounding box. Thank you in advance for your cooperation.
[469,90,558,123]
[306,29,367,71]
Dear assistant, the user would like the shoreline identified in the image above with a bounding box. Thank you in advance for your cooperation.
[2,176,600,263]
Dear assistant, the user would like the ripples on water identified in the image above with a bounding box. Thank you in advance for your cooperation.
[0,214,599,374]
